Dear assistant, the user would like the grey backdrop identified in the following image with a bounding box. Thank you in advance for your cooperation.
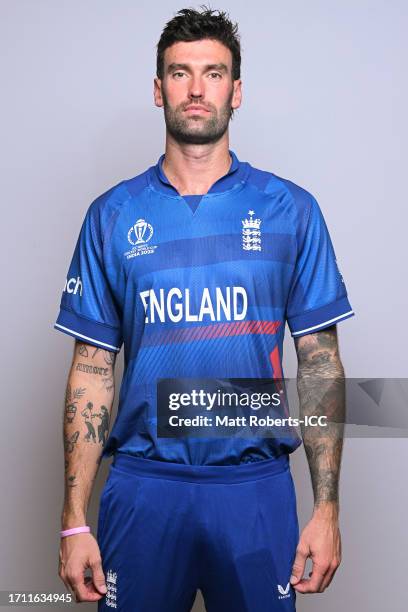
[1,1,407,610]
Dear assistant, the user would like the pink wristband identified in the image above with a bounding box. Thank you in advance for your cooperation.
[60,526,91,538]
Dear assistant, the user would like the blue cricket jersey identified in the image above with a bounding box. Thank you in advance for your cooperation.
[54,150,355,465]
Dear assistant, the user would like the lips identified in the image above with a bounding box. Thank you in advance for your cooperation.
[184,106,210,112]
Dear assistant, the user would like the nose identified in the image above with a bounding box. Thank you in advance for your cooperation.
[188,74,204,99]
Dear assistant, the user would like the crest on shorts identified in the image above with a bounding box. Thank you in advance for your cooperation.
[106,569,117,608]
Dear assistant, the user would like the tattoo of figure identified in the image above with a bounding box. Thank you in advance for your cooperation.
[81,402,110,445]
[96,406,110,444]
[81,402,97,443]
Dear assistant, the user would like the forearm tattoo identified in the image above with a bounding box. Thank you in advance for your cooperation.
[295,325,345,506]
[80,402,110,445]
[64,385,86,423]
[72,347,116,392]
[63,343,116,504]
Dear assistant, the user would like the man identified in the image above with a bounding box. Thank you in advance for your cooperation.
[55,7,354,611]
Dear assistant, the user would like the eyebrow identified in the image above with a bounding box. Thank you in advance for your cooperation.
[166,62,229,74]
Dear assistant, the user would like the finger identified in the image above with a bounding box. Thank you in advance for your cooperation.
[72,576,105,602]
[68,572,93,602]
[290,546,308,585]
[293,564,327,593]
[83,576,106,600]
[319,558,341,591]
[90,557,107,594]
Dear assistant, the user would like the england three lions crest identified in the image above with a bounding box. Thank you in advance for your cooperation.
[105,569,118,608]
[242,210,262,251]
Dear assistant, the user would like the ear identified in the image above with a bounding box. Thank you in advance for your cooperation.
[231,79,242,110]
[154,77,164,108]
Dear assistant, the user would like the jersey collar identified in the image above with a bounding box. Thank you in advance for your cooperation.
[149,149,245,196]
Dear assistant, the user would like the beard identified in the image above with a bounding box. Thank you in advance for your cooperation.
[162,87,233,145]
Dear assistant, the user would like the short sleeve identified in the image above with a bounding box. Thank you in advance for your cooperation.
[286,195,355,337]
[53,200,123,352]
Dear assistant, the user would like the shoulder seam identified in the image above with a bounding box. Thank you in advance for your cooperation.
[91,181,129,248]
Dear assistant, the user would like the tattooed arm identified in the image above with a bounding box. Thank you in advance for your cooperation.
[59,340,116,602]
[62,340,116,529]
[290,324,344,595]
[296,324,345,509]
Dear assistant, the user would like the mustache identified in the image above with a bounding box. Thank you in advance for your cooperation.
[178,102,215,112]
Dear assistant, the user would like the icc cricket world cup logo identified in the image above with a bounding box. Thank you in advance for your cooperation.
[128,218,154,246]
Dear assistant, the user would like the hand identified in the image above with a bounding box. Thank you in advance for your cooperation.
[58,533,107,602]
[290,509,342,594]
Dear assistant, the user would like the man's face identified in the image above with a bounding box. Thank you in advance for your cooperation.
[154,39,242,145]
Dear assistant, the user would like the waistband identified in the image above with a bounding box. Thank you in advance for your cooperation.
[111,452,289,484]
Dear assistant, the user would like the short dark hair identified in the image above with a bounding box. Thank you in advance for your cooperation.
[156,6,241,81]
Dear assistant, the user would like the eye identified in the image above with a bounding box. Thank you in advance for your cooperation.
[208,72,222,79]
[172,71,187,79]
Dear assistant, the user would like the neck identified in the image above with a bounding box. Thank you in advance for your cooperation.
[162,134,232,195]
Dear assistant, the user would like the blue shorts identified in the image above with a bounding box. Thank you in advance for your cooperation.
[97,452,299,611]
